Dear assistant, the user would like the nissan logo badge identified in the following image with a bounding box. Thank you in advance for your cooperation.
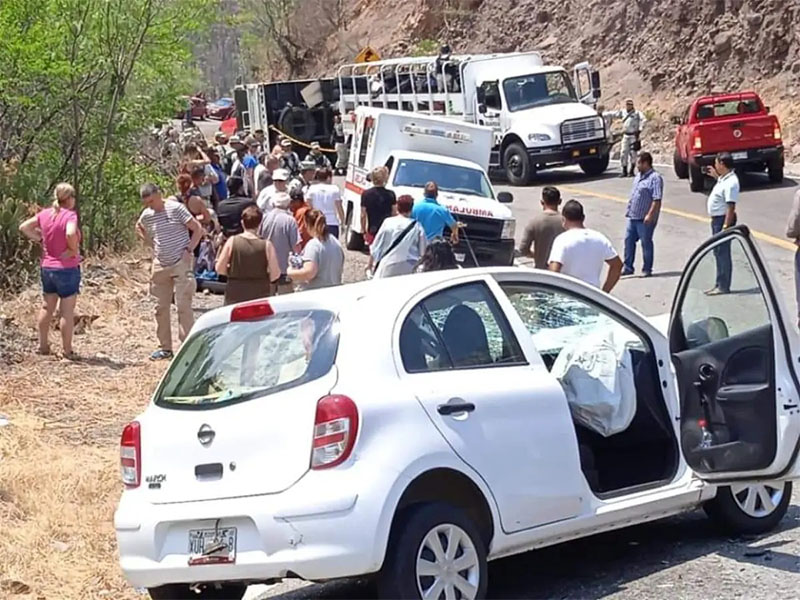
[197,424,215,446]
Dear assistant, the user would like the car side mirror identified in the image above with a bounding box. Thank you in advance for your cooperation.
[478,103,487,115]
[592,88,601,99]
[590,70,601,89]
[687,316,729,347]
[497,191,513,204]
[765,106,770,113]
[476,86,486,104]
[670,116,682,125]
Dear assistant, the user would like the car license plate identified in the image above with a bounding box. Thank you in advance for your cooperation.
[188,527,237,566]
[454,252,466,263]
[732,151,748,160]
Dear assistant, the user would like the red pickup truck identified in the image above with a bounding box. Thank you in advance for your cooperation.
[672,91,783,191]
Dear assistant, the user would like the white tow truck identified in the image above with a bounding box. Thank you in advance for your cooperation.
[343,107,516,266]
[337,51,609,185]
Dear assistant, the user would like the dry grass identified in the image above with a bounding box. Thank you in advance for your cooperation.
[0,254,222,599]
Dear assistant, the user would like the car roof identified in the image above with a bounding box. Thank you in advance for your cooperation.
[695,91,760,104]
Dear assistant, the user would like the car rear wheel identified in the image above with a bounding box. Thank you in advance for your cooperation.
[579,154,610,177]
[704,481,791,535]
[503,142,532,186]
[148,583,246,600]
[689,163,705,192]
[379,502,488,600]
[768,159,784,184]
[673,151,689,179]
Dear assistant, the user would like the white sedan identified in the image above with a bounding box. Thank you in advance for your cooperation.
[115,227,800,600]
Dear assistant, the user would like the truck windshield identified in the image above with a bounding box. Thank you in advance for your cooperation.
[393,159,494,199]
[503,71,577,112]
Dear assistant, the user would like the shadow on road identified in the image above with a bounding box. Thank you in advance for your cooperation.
[259,505,800,599]
[490,168,621,188]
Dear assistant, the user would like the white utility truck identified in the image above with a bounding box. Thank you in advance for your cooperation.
[337,51,609,185]
[343,107,516,267]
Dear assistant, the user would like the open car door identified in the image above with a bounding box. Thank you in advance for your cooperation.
[669,226,800,483]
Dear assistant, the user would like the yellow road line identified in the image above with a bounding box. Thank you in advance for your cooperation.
[560,184,796,252]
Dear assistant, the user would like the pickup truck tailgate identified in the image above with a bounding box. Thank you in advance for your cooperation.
[699,114,775,154]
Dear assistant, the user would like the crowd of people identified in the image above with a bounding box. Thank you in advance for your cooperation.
[19,113,791,362]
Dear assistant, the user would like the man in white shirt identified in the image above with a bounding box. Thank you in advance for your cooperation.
[369,194,427,278]
[705,152,740,295]
[307,167,344,238]
[549,200,623,292]
[256,168,290,212]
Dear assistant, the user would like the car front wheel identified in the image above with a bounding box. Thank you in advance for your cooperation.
[148,583,247,600]
[704,481,792,535]
[379,502,488,600]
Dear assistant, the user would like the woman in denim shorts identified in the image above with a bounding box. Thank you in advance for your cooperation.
[19,183,82,358]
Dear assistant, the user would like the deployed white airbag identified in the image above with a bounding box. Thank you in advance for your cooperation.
[551,327,637,437]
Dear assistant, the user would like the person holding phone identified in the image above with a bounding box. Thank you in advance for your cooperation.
[704,152,739,296]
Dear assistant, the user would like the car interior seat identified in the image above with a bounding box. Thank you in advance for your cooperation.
[442,305,491,366]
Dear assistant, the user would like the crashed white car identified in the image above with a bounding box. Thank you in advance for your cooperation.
[116,227,800,600]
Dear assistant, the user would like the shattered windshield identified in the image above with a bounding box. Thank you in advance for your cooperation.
[156,310,339,409]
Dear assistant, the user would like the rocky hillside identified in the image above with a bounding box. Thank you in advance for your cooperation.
[291,0,800,161]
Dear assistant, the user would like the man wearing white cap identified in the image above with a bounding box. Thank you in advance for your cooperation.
[279,138,300,176]
[257,168,290,212]
[309,141,332,170]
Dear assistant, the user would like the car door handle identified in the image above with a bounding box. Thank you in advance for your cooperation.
[437,401,476,416]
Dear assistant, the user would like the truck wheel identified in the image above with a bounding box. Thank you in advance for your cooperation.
[503,142,532,186]
[378,502,488,600]
[703,481,791,535]
[579,154,610,177]
[689,163,705,192]
[673,151,689,179]
[768,159,784,184]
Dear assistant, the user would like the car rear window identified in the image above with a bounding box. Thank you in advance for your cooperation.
[696,99,760,119]
[155,310,339,410]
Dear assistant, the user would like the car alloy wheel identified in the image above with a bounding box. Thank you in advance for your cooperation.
[729,482,784,518]
[415,523,480,600]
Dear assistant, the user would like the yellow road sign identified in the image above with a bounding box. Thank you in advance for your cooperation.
[355,46,381,63]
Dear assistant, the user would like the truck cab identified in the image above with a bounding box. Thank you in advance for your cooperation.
[343,107,516,267]
[672,91,784,191]
[338,52,610,185]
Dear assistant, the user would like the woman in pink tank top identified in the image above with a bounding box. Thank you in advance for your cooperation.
[19,183,82,358]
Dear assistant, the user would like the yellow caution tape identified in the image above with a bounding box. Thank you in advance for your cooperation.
[268,125,338,153]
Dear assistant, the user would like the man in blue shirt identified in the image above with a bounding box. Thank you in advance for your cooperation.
[411,182,461,242]
[622,152,663,277]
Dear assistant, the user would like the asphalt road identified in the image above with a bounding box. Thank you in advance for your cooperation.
[249,162,800,600]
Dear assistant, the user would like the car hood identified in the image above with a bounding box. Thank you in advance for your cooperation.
[392,186,513,221]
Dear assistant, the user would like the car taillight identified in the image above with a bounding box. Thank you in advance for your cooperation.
[311,395,359,470]
[231,299,274,322]
[120,421,141,488]
[774,124,782,140]
[693,134,702,150]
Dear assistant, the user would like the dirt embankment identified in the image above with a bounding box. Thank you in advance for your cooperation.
[294,0,800,161]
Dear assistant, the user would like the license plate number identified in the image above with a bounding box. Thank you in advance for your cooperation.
[732,151,748,160]
[188,527,237,565]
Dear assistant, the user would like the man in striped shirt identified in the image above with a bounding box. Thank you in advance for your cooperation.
[622,152,663,277]
[136,183,203,360]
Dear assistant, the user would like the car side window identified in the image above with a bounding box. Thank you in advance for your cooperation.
[500,284,646,370]
[482,81,502,111]
[676,237,770,349]
[400,282,526,372]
